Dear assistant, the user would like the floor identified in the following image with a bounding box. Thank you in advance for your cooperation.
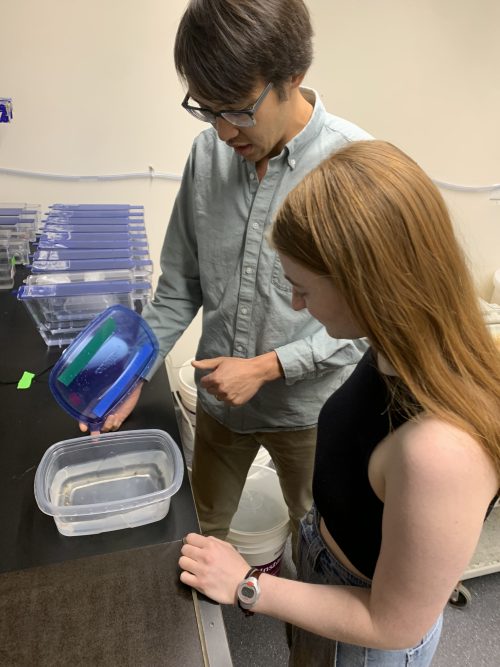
[222,538,500,667]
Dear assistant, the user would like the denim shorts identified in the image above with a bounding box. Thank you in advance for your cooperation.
[289,506,443,667]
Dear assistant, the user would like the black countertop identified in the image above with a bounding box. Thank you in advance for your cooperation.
[0,272,199,573]
[0,270,232,666]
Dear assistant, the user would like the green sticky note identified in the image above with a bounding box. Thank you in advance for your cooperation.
[17,371,35,389]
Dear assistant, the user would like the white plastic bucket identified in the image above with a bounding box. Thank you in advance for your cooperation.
[228,464,290,575]
[254,445,271,467]
[178,360,197,413]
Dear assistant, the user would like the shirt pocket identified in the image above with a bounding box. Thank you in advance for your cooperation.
[271,253,292,293]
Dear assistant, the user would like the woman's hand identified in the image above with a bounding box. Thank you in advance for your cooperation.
[179,533,250,605]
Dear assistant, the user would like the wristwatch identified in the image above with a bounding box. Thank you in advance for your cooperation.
[237,567,262,616]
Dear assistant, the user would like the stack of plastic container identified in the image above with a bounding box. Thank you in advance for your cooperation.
[17,204,153,347]
[0,203,40,289]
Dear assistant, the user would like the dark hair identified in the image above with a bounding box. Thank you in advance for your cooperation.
[174,0,313,102]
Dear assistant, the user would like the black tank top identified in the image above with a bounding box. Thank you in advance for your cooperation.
[313,348,410,579]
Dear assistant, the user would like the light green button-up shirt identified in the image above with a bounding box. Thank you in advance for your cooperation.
[143,89,371,432]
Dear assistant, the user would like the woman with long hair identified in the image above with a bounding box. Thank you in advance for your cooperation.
[179,140,500,666]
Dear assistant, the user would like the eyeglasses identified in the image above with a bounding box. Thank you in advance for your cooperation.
[182,82,273,128]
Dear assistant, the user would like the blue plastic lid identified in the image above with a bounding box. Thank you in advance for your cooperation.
[49,305,159,430]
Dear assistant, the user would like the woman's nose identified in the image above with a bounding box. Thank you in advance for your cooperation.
[291,290,306,311]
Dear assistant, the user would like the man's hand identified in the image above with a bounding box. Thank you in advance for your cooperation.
[192,352,283,406]
[179,533,250,605]
[79,380,145,434]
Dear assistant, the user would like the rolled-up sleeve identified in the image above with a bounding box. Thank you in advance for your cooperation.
[275,329,369,384]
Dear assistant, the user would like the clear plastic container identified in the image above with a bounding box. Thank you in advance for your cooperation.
[34,429,183,536]
[0,247,15,289]
[18,280,152,326]
[37,324,88,347]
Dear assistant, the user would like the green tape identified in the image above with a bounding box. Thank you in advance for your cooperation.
[57,317,116,387]
[17,371,35,389]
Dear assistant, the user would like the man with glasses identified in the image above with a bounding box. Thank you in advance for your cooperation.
[87,0,371,557]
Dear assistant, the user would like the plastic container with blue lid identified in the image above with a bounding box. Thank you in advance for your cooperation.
[49,305,159,430]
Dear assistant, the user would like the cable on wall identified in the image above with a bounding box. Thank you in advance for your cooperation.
[0,165,498,195]
[432,179,500,194]
[0,166,182,182]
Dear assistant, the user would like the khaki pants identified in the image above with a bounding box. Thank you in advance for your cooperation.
[191,404,317,561]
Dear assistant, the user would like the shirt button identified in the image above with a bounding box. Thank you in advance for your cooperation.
[241,307,248,315]
[236,344,244,352]
[245,266,253,275]
[249,173,255,180]
[289,158,296,168]
[252,222,259,230]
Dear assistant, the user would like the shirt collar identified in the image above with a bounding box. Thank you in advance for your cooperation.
[240,87,326,171]
[284,87,325,168]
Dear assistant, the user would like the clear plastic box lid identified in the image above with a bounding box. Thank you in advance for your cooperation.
[49,305,159,429]
[50,204,143,211]
[31,258,153,273]
[33,248,144,260]
[40,231,147,242]
[44,215,144,223]
[0,203,40,216]
[24,268,148,285]
[42,224,145,233]
[0,216,37,225]
[18,279,151,299]
[37,237,148,250]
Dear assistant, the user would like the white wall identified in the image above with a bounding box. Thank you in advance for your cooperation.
[1,0,499,365]
[306,0,500,297]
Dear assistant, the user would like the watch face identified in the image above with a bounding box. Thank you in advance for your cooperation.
[241,584,256,601]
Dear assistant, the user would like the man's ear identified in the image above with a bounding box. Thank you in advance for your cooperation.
[290,72,307,89]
